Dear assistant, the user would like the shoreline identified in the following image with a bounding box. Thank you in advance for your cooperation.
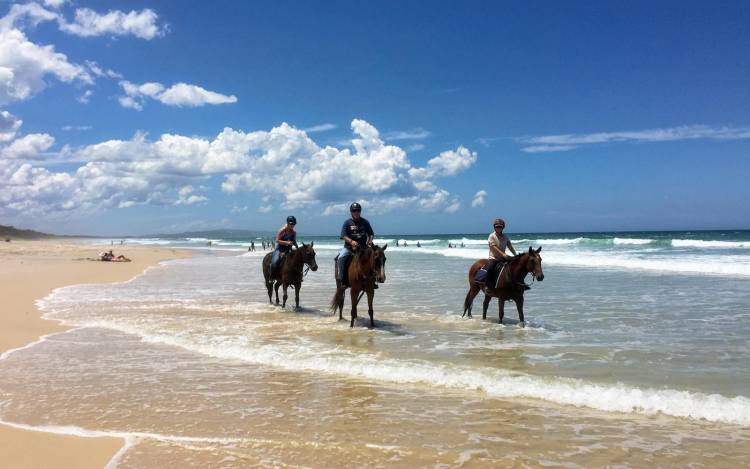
[0,239,190,469]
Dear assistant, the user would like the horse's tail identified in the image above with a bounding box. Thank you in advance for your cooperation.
[330,287,345,312]
[462,287,474,317]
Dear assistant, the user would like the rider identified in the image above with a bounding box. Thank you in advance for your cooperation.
[475,218,518,288]
[337,202,374,287]
[271,216,298,278]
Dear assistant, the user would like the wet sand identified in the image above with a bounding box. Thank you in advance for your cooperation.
[0,240,189,469]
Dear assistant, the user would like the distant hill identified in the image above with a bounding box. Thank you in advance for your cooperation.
[142,229,275,240]
[0,225,54,240]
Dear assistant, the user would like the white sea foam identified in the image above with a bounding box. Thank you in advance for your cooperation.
[613,238,654,245]
[44,317,750,427]
[672,239,750,249]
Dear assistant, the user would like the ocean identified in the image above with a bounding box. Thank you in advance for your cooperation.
[1,230,749,467]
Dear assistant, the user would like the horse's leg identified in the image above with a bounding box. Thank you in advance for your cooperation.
[294,281,300,310]
[462,284,481,318]
[366,287,374,328]
[282,283,289,308]
[515,295,525,327]
[349,287,359,328]
[266,279,273,304]
[274,281,281,305]
[482,294,491,320]
[499,299,505,324]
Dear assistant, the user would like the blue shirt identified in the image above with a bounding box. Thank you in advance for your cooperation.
[276,228,296,253]
[340,217,374,249]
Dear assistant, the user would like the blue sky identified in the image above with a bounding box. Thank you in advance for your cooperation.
[1,0,749,235]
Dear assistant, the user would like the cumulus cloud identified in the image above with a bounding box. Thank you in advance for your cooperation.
[471,190,487,208]
[0,27,92,104]
[0,110,22,142]
[518,125,750,153]
[0,119,476,221]
[409,146,477,179]
[1,132,54,159]
[59,8,165,39]
[118,80,237,109]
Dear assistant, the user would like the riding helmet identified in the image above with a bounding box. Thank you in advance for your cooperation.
[287,215,297,225]
[350,202,362,212]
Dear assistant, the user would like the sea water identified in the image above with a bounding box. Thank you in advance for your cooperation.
[1,231,749,467]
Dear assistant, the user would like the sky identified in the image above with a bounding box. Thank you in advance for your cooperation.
[1,0,749,236]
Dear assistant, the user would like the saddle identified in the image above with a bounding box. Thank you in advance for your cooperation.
[487,261,508,289]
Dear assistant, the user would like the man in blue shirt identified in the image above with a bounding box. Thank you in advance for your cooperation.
[337,202,374,287]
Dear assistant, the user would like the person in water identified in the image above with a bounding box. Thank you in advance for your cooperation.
[271,216,298,278]
[475,218,518,288]
[337,202,374,287]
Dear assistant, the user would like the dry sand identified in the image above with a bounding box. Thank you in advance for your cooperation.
[0,239,189,469]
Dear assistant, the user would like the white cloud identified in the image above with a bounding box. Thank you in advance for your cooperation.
[230,205,248,213]
[43,0,67,9]
[77,89,93,103]
[1,132,54,159]
[0,119,476,220]
[59,8,165,40]
[471,189,487,208]
[62,125,92,131]
[408,143,425,151]
[384,128,431,141]
[0,27,92,104]
[118,80,237,109]
[302,123,336,133]
[409,146,477,179]
[258,205,272,213]
[518,125,750,153]
[0,110,22,142]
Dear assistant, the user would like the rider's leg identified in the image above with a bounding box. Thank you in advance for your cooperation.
[337,247,351,286]
[271,249,280,277]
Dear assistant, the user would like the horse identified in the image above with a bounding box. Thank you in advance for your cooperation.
[262,242,318,309]
[462,246,544,326]
[330,244,388,328]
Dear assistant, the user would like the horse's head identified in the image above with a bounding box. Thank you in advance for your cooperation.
[525,246,544,281]
[300,242,318,271]
[372,243,388,283]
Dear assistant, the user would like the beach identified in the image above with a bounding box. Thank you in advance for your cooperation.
[1,232,749,467]
[0,240,188,469]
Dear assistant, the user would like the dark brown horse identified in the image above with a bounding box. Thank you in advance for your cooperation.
[330,244,388,328]
[262,242,318,309]
[462,246,544,326]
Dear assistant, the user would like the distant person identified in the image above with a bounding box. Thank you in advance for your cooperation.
[271,216,298,278]
[396,240,400,247]
[460,242,465,248]
[475,218,519,289]
[250,241,255,252]
[403,241,408,247]
[448,242,453,248]
[337,202,374,287]
[417,241,421,248]
[262,240,266,250]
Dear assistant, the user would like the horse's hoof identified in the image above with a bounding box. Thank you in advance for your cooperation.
[519,321,526,328]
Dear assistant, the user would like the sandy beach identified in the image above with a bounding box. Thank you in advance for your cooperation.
[0,240,188,469]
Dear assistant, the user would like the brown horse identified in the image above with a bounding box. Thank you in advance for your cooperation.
[462,246,544,326]
[330,244,388,328]
[262,242,318,309]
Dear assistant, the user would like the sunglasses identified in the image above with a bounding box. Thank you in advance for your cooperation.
[494,225,504,229]
[351,209,361,213]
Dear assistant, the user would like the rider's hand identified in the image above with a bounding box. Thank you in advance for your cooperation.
[350,240,359,249]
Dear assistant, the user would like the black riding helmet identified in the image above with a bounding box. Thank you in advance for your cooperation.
[350,202,362,212]
[287,215,297,225]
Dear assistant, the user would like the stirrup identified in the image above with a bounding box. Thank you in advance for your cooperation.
[519,283,531,290]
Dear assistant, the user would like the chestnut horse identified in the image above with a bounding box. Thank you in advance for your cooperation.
[330,244,388,328]
[262,242,318,309]
[462,246,544,326]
